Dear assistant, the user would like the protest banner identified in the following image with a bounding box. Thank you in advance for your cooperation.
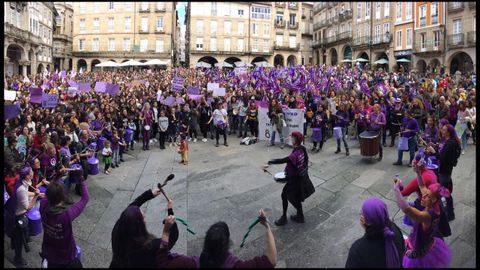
[4,90,17,101]
[176,97,185,105]
[188,94,203,102]
[68,80,78,88]
[213,87,226,97]
[187,86,200,95]
[258,107,303,146]
[78,82,91,92]
[95,82,107,92]
[172,76,185,92]
[106,84,120,95]
[29,87,43,104]
[41,94,59,108]
[164,96,176,106]
[207,82,219,92]
[4,103,21,120]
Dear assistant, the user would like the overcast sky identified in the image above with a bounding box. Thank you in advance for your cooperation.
[177,2,187,25]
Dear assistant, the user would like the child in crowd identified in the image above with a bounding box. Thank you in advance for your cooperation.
[178,132,189,165]
[102,140,113,174]
[117,129,126,162]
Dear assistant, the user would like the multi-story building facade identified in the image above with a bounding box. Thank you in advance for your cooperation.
[4,2,58,76]
[272,2,302,66]
[186,2,303,67]
[312,2,353,67]
[72,2,176,71]
[53,1,73,71]
[351,2,394,70]
[393,2,414,72]
[300,2,314,66]
[444,2,476,75]
[412,2,446,75]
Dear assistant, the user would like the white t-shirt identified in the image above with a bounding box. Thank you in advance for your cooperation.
[213,109,227,126]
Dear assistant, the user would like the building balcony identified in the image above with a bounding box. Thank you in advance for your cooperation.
[413,40,444,54]
[343,9,353,20]
[448,2,464,13]
[312,39,323,49]
[313,3,327,15]
[431,15,439,25]
[155,28,165,34]
[419,17,427,27]
[371,33,392,45]
[288,22,299,30]
[139,29,150,33]
[72,50,171,58]
[325,35,336,45]
[5,22,41,45]
[155,7,166,12]
[139,8,150,13]
[447,33,465,48]
[336,31,352,42]
[275,20,286,28]
[53,33,72,42]
[313,20,327,31]
[288,2,298,10]
[275,2,285,8]
[467,31,476,46]
[250,47,274,55]
[274,42,300,51]
[352,35,371,47]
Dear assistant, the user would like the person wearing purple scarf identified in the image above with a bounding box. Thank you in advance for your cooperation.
[346,197,404,268]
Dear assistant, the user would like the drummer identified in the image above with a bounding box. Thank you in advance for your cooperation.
[366,104,386,161]
[267,132,315,226]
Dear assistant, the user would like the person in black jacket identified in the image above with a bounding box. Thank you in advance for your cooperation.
[109,187,179,268]
[267,132,315,226]
[346,197,405,268]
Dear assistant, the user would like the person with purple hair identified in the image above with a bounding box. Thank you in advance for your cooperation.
[393,164,452,268]
[345,197,404,268]
[426,123,461,221]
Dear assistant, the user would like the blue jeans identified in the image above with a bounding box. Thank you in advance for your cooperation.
[336,127,349,151]
[397,135,417,164]
[461,130,467,150]
[270,127,284,145]
[238,116,246,136]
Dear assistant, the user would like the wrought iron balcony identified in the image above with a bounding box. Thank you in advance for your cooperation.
[274,42,300,51]
[325,35,336,45]
[288,2,298,9]
[336,31,352,42]
[155,7,166,12]
[312,39,324,48]
[139,8,150,13]
[275,20,286,28]
[448,2,464,13]
[352,35,371,47]
[467,31,476,46]
[414,39,444,53]
[275,2,285,8]
[371,33,392,45]
[288,22,299,30]
[313,3,327,14]
[313,20,327,31]
[447,33,465,47]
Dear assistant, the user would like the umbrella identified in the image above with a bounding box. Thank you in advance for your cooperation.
[194,62,212,68]
[354,58,369,62]
[119,60,144,67]
[234,61,246,67]
[214,62,234,68]
[254,61,273,67]
[142,59,169,66]
[397,58,411,63]
[374,59,389,65]
[340,59,353,62]
[95,61,120,67]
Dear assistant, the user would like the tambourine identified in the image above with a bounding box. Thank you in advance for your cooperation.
[274,171,287,183]
[144,125,151,131]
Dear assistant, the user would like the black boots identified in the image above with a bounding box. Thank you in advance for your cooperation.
[274,215,287,226]
[346,148,350,156]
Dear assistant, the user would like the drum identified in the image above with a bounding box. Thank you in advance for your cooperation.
[97,136,106,151]
[274,172,287,183]
[88,142,97,151]
[124,128,134,142]
[333,127,343,139]
[87,157,100,175]
[398,136,409,151]
[27,207,42,236]
[69,164,83,183]
[311,128,322,142]
[359,131,380,157]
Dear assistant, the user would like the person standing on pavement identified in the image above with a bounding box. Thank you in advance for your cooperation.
[345,197,404,268]
[367,104,386,161]
[393,110,419,167]
[267,132,315,225]
[310,104,327,153]
[158,110,169,150]
[208,102,229,147]
[140,102,153,151]
[268,99,285,149]
[39,170,89,268]
[333,103,350,156]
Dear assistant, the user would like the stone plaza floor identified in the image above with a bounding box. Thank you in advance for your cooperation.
[4,132,476,268]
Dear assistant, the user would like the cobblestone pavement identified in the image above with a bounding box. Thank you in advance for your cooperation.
[4,133,476,268]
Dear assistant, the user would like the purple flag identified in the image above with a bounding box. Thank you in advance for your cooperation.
[207,97,214,106]
[176,97,185,105]
[4,103,21,120]
[29,87,43,104]
[164,96,176,106]
[254,101,269,108]
[60,70,67,79]
[78,82,91,92]
[188,94,203,101]
[41,94,58,108]
[187,86,200,95]
[95,82,107,92]
[68,80,78,88]
[106,84,120,95]
[51,73,59,81]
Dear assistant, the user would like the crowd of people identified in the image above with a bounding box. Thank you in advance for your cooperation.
[3,62,475,267]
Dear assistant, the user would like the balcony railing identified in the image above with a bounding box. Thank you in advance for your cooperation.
[313,20,327,31]
[275,20,286,28]
[448,2,464,13]
[288,22,299,30]
[139,8,150,13]
[155,6,166,12]
[274,42,300,51]
[250,46,274,55]
[288,2,298,9]
[337,31,352,41]
[352,35,371,47]
[312,39,323,48]
[275,2,285,8]
[313,3,327,14]
[414,40,444,53]
[467,31,476,45]
[371,33,392,45]
[139,28,149,33]
[448,33,465,47]
[325,35,336,44]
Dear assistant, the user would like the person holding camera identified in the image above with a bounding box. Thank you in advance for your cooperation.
[39,167,89,268]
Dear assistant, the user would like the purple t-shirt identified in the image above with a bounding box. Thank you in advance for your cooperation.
[41,153,58,177]
[401,117,419,138]
[369,111,386,131]
[285,147,307,178]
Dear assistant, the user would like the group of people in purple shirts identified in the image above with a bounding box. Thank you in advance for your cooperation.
[3,64,475,268]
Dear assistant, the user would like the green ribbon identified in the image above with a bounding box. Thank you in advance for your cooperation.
[240,217,261,248]
[175,217,196,235]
